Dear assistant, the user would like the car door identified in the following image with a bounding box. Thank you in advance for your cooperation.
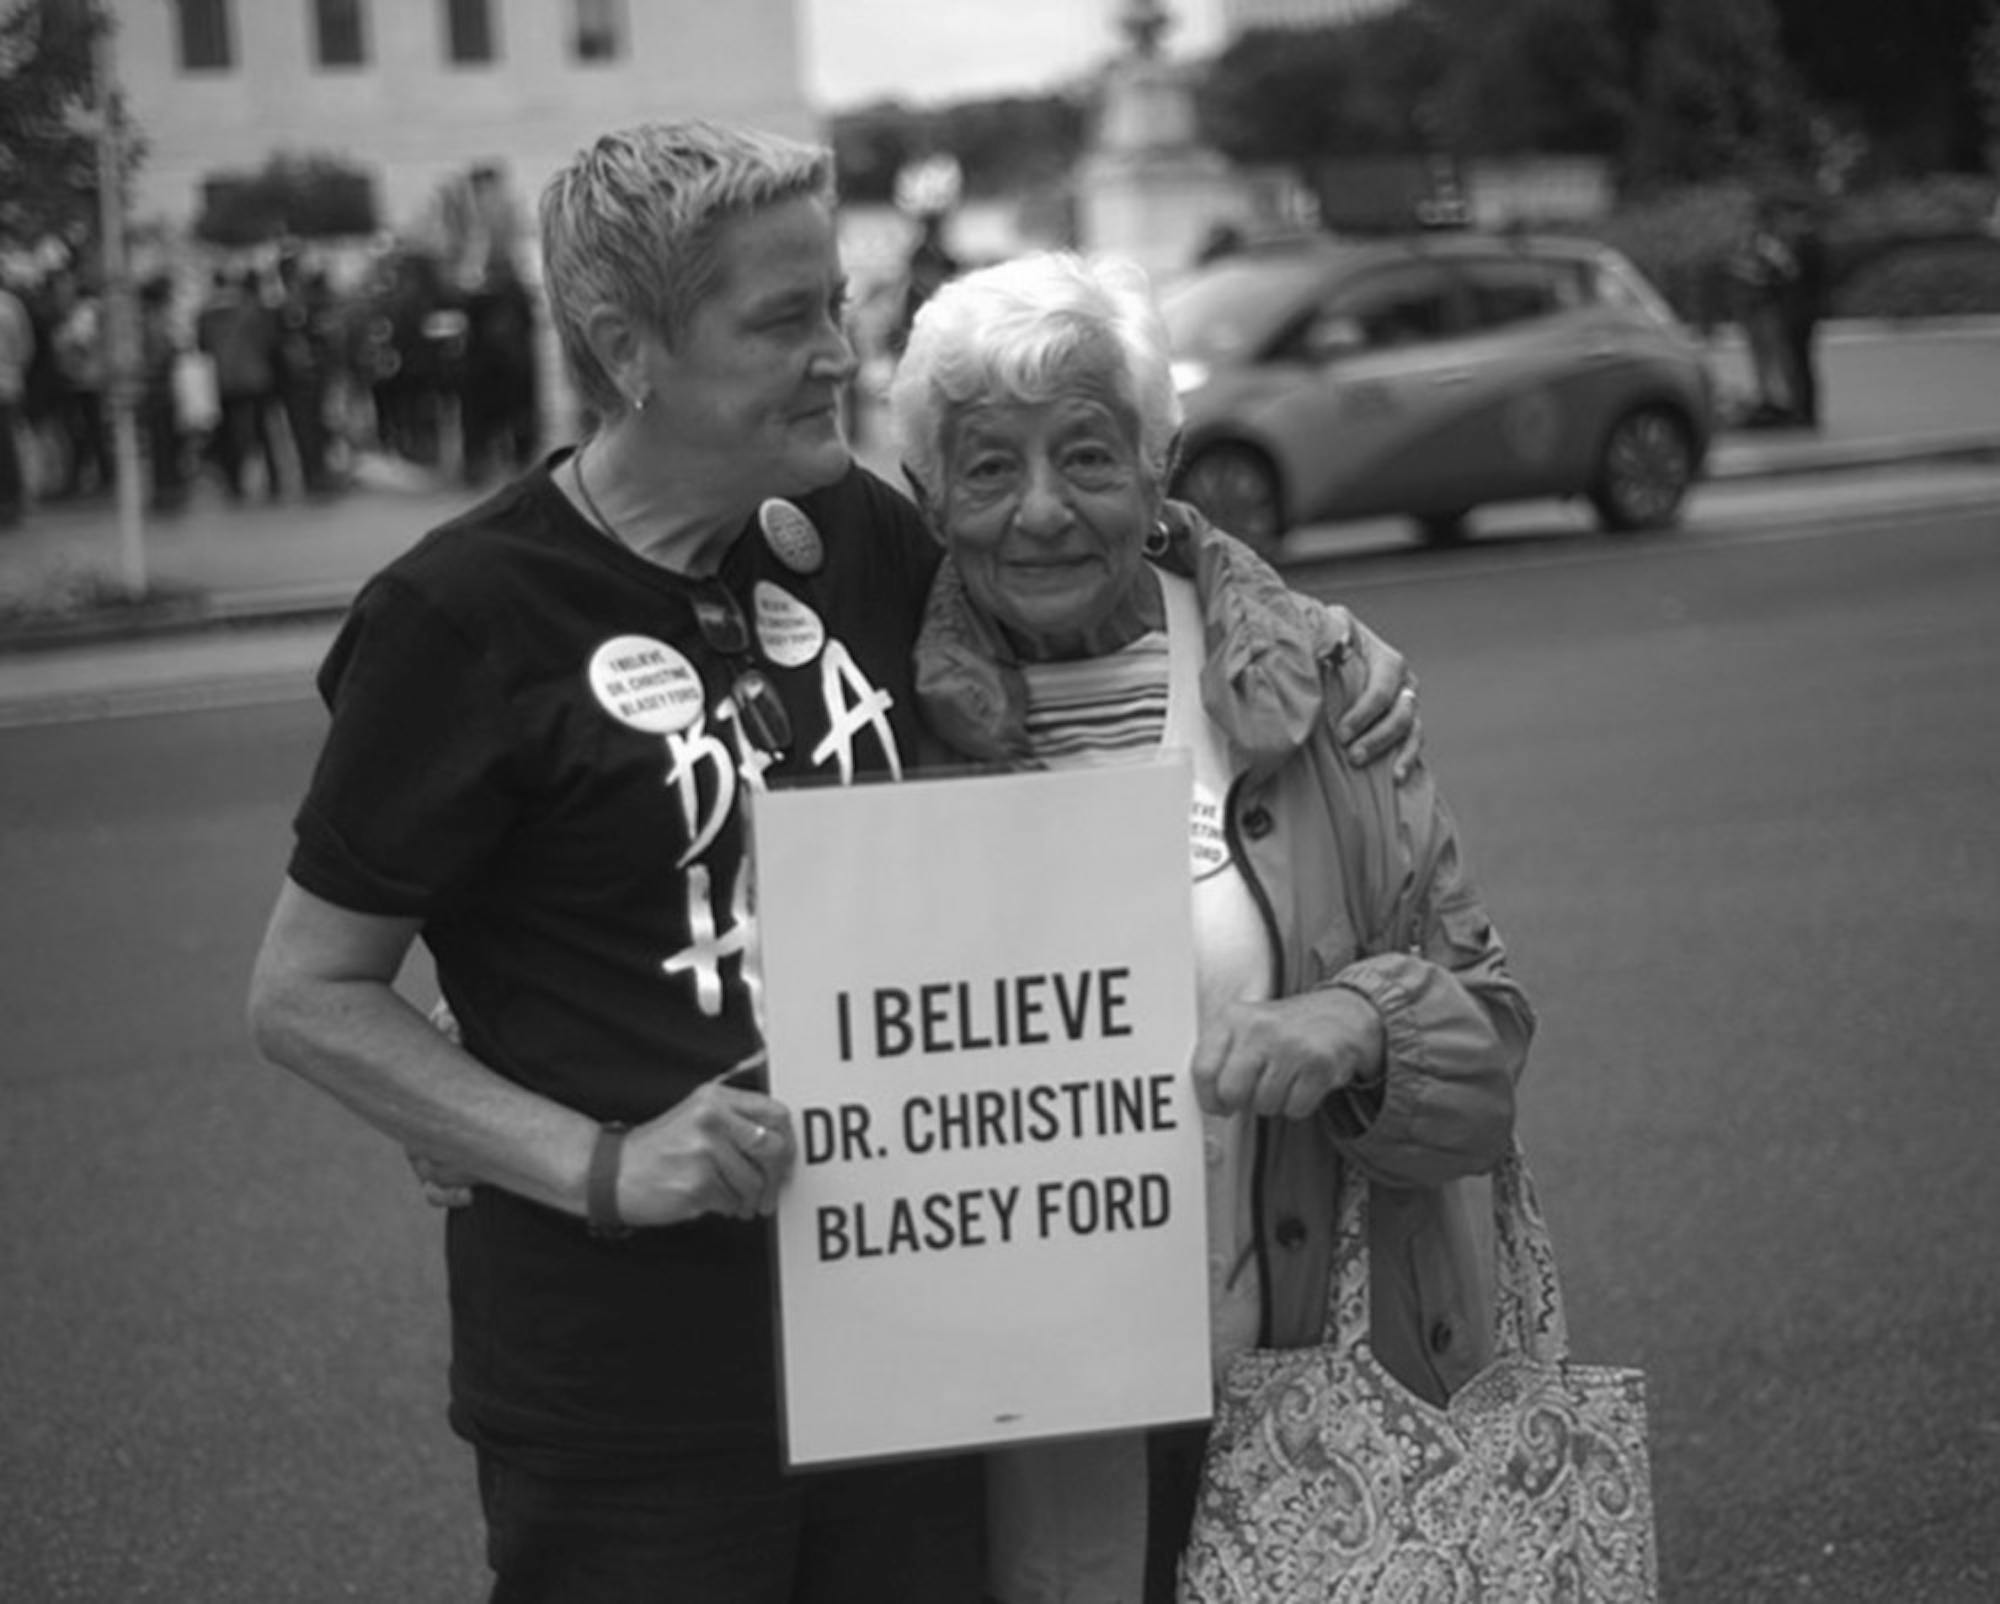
[1261,260,1478,522]
[1418,253,1620,496]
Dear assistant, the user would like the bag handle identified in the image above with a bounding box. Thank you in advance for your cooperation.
[1325,1139,1571,1365]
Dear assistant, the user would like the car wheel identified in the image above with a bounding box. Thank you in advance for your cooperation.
[1590,406,1695,532]
[1416,510,1470,547]
[1175,443,1285,555]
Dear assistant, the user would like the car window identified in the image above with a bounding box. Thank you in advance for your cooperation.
[1458,256,1590,330]
[1587,252,1679,327]
[1161,255,1340,361]
[1310,265,1459,353]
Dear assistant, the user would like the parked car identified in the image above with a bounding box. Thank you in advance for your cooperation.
[1161,231,1716,550]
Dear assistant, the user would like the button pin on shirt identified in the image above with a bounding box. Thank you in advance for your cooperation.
[759,498,825,575]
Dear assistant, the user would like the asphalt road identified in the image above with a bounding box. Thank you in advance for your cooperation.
[1,493,1996,1601]
[1286,497,2000,1601]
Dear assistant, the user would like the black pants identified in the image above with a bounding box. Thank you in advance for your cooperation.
[477,1446,984,1604]
[1780,315,1821,428]
[281,375,332,492]
[0,401,24,522]
[212,393,284,496]
[1145,1422,1211,1602]
[142,386,186,508]
[59,389,109,494]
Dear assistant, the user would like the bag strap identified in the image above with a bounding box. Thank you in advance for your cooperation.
[1325,1138,1572,1364]
[1490,1144,1571,1362]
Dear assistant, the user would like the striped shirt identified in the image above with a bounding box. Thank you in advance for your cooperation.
[1019,632,1170,764]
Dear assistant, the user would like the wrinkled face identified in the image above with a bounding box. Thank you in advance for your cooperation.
[644,194,856,499]
[940,385,1161,660]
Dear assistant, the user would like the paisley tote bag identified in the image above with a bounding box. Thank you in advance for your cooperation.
[1179,1147,1657,1603]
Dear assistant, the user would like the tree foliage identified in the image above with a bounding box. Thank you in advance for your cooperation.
[1198,2,1634,179]
[1195,14,1449,190]
[1194,0,1847,196]
[1424,0,1635,157]
[1967,2,2000,161]
[1771,0,1991,172]
[0,0,120,245]
[830,104,916,208]
[830,93,1088,207]
[192,151,378,247]
[1623,0,1815,189]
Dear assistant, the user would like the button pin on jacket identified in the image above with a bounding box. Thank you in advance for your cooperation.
[759,498,825,575]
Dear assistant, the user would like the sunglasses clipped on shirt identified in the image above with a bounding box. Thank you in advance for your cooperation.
[690,585,793,757]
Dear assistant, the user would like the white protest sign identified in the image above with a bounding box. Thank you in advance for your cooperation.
[752,759,1211,1467]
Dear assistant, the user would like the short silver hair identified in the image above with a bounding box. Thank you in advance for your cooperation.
[538,119,836,419]
[890,251,1183,503]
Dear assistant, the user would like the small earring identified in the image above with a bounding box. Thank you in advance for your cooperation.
[630,388,650,416]
[1142,519,1170,559]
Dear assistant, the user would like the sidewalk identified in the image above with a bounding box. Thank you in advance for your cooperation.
[4,318,1999,658]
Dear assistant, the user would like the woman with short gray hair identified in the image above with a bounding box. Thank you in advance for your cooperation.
[251,116,981,1603]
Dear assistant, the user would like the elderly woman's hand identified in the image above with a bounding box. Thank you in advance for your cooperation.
[1333,609,1422,782]
[1191,987,1386,1121]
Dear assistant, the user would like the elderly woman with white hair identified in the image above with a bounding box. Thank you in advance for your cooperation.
[890,251,1537,1604]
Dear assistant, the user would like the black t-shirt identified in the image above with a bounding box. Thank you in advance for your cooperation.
[289,454,940,1474]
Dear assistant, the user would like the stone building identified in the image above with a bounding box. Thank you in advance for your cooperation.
[108,0,813,236]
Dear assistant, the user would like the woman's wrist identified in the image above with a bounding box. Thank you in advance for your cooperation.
[586,1121,633,1238]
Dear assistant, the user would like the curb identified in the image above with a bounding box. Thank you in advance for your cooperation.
[1707,429,2000,483]
[0,590,353,658]
[4,430,1999,660]
[1708,314,2000,348]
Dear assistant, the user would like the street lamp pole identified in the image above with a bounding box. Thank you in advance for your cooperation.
[91,10,146,596]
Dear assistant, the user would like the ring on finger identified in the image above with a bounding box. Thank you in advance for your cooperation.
[747,1123,769,1150]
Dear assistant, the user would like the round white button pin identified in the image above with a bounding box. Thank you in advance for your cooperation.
[587,635,705,733]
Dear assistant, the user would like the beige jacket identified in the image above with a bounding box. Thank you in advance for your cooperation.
[914,506,1536,1405]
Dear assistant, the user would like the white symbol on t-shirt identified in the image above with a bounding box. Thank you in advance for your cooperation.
[812,640,903,784]
[660,861,755,1019]
[664,715,736,869]
[639,632,900,1014]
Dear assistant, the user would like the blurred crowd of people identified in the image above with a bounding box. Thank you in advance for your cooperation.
[0,230,543,532]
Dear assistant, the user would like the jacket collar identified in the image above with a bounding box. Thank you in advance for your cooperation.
[914,501,1346,773]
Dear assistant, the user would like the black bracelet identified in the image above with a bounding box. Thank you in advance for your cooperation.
[586,1121,632,1239]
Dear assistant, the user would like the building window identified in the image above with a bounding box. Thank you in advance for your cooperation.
[315,0,368,68]
[573,0,623,62]
[175,0,233,72]
[446,0,497,64]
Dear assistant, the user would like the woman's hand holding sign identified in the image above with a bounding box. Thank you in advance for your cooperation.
[618,1082,796,1223]
[409,1057,796,1223]
[1190,986,1386,1121]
